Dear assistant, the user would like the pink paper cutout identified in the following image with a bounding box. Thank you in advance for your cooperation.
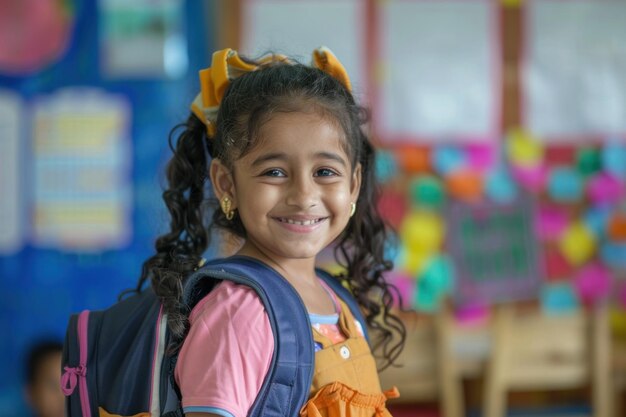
[574,262,612,305]
[535,206,569,240]
[587,172,624,205]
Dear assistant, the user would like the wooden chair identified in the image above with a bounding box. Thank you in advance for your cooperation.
[379,307,490,417]
[483,304,612,417]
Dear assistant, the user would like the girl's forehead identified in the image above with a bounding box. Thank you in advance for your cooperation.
[244,111,351,160]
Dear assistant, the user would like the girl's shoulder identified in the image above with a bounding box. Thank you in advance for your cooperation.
[189,280,268,324]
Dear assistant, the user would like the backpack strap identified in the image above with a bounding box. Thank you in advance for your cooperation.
[181,255,315,417]
[315,269,371,344]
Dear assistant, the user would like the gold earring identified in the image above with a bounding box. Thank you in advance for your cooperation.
[350,202,356,217]
[221,196,235,220]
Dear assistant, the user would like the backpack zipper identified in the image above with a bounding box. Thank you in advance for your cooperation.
[77,310,92,417]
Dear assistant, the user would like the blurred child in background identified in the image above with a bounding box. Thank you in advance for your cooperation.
[24,340,64,417]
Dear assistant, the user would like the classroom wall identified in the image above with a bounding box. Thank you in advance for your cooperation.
[0,1,215,415]
[2,1,626,416]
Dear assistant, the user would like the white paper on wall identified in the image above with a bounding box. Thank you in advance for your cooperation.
[241,0,367,100]
[377,0,499,144]
[0,90,24,254]
[32,88,133,251]
[524,0,626,141]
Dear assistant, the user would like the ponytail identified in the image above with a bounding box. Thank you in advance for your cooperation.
[135,114,211,350]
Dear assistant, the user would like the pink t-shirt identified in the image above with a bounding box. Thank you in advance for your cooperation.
[175,281,274,417]
[175,280,361,417]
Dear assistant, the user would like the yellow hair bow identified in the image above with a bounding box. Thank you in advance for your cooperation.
[190,47,352,136]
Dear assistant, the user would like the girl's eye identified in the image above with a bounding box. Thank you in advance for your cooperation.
[315,168,338,177]
[263,169,286,177]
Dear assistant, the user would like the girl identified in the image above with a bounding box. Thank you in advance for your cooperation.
[137,47,405,417]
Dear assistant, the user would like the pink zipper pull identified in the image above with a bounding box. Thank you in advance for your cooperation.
[61,365,86,396]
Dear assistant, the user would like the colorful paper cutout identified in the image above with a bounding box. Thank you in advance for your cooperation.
[547,166,584,202]
[587,172,624,205]
[535,206,569,241]
[600,242,626,270]
[541,283,579,315]
[608,212,626,242]
[445,169,483,202]
[432,145,466,175]
[602,141,626,180]
[576,147,601,176]
[485,166,518,203]
[544,246,573,280]
[466,143,495,173]
[400,211,445,255]
[375,149,398,183]
[409,175,445,208]
[414,255,455,312]
[584,205,613,238]
[396,146,430,173]
[384,271,415,309]
[455,302,489,325]
[545,145,576,166]
[574,262,612,305]
[511,164,548,193]
[377,189,408,229]
[559,221,596,266]
[507,128,543,167]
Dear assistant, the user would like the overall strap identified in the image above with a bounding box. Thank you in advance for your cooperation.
[182,256,314,417]
[315,269,370,344]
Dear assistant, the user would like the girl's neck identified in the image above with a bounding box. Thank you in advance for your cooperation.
[235,242,319,284]
[235,242,338,316]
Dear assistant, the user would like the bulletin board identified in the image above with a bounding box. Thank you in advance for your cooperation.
[0,1,214,415]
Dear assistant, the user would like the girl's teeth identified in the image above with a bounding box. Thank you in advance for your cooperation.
[282,218,320,225]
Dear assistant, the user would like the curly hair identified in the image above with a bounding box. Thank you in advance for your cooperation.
[134,57,406,369]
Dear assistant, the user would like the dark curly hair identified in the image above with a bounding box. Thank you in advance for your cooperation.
[134,56,405,369]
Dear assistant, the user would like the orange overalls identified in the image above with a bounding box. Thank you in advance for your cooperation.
[300,297,399,417]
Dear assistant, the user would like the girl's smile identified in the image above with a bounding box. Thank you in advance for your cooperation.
[272,215,328,233]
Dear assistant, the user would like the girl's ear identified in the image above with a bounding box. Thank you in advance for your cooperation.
[210,159,237,208]
[350,162,362,202]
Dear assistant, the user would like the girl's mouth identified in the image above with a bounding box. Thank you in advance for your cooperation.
[275,217,327,226]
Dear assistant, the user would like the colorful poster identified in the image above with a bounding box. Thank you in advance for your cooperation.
[0,0,73,74]
[241,0,367,99]
[524,0,626,140]
[99,0,188,79]
[377,0,499,144]
[32,88,132,250]
[0,90,24,254]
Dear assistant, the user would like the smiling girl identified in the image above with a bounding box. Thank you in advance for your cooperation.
[138,48,405,417]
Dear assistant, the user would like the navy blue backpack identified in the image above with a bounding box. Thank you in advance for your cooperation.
[62,256,369,417]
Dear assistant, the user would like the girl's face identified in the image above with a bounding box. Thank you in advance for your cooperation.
[215,111,361,263]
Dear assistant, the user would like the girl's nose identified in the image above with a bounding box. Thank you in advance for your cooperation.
[285,175,318,209]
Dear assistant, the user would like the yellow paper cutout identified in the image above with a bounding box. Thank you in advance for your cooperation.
[558,221,596,266]
[507,128,544,167]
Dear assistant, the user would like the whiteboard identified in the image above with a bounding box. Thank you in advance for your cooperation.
[523,0,626,141]
[377,0,499,143]
[240,0,367,99]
